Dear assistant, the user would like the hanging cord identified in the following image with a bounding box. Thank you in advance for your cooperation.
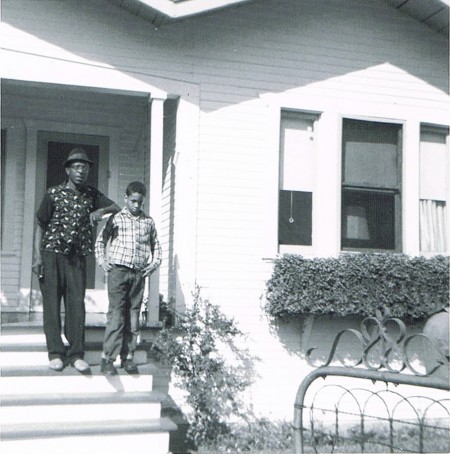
[289,191,295,223]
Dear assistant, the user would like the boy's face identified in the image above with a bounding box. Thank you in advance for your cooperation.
[125,192,144,216]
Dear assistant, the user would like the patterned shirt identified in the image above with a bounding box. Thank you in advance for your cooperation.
[36,183,115,256]
[95,207,162,271]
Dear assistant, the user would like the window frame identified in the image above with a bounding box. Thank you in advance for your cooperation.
[340,117,403,253]
[277,109,321,253]
[1,129,5,250]
[419,124,449,254]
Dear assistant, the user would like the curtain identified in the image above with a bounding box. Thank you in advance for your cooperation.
[420,199,447,252]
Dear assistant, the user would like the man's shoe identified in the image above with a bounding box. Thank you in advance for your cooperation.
[101,358,117,375]
[122,358,138,374]
[49,358,64,371]
[73,358,90,373]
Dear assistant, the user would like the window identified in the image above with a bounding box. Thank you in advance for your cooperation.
[278,110,318,247]
[341,119,402,250]
[420,126,448,252]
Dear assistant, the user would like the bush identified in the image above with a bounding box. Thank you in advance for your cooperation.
[151,286,255,448]
[265,253,449,319]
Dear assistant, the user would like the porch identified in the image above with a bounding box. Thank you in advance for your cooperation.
[1,78,198,325]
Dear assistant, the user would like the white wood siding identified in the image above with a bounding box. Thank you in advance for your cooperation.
[2,0,448,312]
[1,0,448,419]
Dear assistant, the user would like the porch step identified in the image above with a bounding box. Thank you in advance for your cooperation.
[0,323,154,365]
[0,340,148,366]
[1,323,177,454]
[0,318,161,343]
[1,418,176,454]
[1,391,164,424]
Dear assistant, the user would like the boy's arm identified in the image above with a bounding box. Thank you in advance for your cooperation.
[95,217,114,272]
[142,224,162,277]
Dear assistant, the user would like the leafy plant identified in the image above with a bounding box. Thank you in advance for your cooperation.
[209,418,294,452]
[151,286,255,448]
[265,253,449,319]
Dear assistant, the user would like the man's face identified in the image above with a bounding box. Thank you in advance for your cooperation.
[66,161,90,186]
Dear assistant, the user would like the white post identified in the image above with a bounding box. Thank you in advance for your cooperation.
[402,120,420,255]
[146,96,165,325]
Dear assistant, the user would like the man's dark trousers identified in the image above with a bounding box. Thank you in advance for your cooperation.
[40,251,86,363]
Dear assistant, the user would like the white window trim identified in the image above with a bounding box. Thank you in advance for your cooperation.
[260,91,450,259]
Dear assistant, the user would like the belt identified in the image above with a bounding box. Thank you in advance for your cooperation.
[114,264,142,273]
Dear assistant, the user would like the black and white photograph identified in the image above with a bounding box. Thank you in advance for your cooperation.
[1,1,449,453]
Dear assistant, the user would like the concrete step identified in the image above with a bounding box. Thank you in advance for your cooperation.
[0,345,147,366]
[1,417,177,454]
[1,317,162,344]
[1,391,164,424]
[1,364,157,394]
[0,330,151,366]
[0,321,178,454]
[1,433,171,454]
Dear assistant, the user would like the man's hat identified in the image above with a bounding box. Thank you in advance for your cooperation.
[64,148,94,168]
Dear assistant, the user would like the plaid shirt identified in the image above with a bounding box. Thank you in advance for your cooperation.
[95,207,161,271]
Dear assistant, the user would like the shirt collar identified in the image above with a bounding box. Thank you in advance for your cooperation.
[123,206,145,219]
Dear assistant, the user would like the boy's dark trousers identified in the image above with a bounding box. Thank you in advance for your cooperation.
[103,265,145,361]
[40,251,86,363]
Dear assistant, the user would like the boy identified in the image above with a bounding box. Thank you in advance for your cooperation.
[95,181,161,375]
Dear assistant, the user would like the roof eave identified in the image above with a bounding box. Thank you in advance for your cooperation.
[135,0,252,19]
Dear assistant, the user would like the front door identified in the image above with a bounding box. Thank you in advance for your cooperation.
[32,131,110,312]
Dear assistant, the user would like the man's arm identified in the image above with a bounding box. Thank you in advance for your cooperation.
[90,202,121,226]
[32,224,44,278]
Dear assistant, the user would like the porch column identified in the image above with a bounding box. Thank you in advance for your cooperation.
[147,96,165,325]
[402,120,420,255]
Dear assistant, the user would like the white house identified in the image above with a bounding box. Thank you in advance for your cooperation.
[1,0,448,420]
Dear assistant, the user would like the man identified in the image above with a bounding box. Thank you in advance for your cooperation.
[32,148,120,372]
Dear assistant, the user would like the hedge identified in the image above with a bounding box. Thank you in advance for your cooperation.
[264,253,449,320]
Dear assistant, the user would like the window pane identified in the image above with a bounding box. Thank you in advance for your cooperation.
[343,119,400,188]
[342,190,395,250]
[280,113,315,191]
[420,126,448,252]
[279,110,318,247]
[279,190,312,245]
[420,129,447,201]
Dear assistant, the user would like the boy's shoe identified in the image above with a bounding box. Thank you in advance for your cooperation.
[48,358,64,371]
[101,358,117,375]
[72,358,90,373]
[121,358,138,374]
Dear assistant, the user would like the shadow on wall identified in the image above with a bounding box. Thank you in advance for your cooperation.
[268,313,428,366]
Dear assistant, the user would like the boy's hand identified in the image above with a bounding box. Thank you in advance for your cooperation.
[142,262,158,278]
[100,261,114,273]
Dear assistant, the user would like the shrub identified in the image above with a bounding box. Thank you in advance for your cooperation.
[208,418,293,452]
[265,253,449,319]
[151,286,255,448]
